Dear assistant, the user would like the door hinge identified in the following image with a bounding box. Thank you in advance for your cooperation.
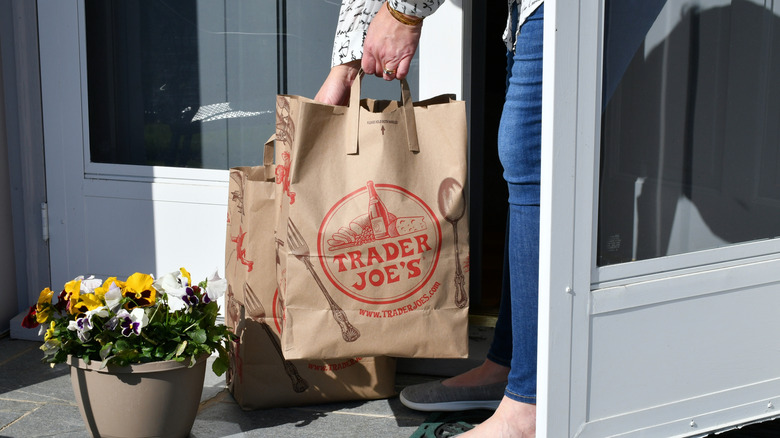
[41,202,49,242]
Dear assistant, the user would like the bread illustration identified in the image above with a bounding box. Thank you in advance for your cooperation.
[327,214,427,251]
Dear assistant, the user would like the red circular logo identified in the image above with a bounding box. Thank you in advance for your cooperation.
[317,182,441,305]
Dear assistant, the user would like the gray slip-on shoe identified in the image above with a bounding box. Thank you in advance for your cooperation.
[399,380,506,412]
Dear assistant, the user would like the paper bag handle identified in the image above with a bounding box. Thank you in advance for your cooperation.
[347,69,420,155]
[262,134,276,181]
[263,135,275,166]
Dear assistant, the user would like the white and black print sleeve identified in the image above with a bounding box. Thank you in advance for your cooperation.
[331,0,445,67]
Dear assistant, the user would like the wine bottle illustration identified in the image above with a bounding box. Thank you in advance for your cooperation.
[366,181,391,239]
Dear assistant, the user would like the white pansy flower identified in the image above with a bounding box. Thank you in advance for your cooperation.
[153,271,183,293]
[156,271,188,312]
[104,283,123,311]
[204,270,227,302]
[80,276,103,294]
[87,305,109,320]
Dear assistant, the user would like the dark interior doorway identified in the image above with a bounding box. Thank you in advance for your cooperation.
[469,2,510,318]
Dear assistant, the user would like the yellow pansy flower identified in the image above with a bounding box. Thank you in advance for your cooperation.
[180,267,192,288]
[44,321,56,341]
[72,293,104,314]
[123,272,157,309]
[64,277,82,314]
[94,277,123,301]
[35,288,55,323]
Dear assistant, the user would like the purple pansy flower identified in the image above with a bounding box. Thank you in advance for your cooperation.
[120,317,141,337]
[183,287,199,307]
[114,308,147,337]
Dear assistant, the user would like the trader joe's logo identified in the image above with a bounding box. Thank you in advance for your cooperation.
[318,182,441,305]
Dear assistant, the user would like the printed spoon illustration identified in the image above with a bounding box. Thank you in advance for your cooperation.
[438,178,468,308]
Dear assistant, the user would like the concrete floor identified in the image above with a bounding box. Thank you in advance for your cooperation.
[4,333,780,437]
[0,337,433,438]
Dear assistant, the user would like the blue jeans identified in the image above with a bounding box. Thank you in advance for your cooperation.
[485,2,543,404]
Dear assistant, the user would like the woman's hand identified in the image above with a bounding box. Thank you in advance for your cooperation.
[314,2,424,104]
[314,60,362,105]
[362,2,422,81]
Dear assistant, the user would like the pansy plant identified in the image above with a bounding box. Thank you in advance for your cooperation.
[23,269,234,375]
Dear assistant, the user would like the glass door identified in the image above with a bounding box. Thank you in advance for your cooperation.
[539,1,780,436]
[38,0,422,286]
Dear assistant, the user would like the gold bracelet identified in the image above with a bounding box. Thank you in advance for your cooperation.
[386,2,423,26]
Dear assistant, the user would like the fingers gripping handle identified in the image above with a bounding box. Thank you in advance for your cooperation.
[346,70,419,155]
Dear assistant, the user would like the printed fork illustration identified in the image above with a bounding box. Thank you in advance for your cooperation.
[243,283,309,393]
[287,218,360,343]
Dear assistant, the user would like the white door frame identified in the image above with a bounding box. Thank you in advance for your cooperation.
[540,1,780,436]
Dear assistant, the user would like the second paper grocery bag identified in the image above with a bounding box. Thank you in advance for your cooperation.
[225,163,397,409]
[274,74,469,360]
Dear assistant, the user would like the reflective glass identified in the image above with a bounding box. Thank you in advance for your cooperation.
[598,0,780,265]
[85,0,419,170]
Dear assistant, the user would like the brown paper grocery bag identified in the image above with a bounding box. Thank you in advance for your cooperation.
[225,154,397,409]
[225,292,397,409]
[274,73,470,360]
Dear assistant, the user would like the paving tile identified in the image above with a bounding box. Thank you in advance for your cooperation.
[192,399,420,438]
[0,371,75,405]
[0,408,28,434]
[0,339,40,363]
[0,337,430,437]
[0,401,87,438]
[292,397,428,428]
[0,342,74,407]
[0,398,42,416]
[202,356,230,403]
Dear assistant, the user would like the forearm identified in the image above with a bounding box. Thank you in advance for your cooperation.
[330,0,444,67]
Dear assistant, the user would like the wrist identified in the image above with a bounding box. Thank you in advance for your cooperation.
[337,60,362,81]
[385,1,423,26]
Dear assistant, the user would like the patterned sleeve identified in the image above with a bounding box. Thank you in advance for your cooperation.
[331,0,445,67]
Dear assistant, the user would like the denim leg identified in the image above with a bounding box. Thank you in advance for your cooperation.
[503,204,540,403]
[490,2,544,404]
[486,216,513,368]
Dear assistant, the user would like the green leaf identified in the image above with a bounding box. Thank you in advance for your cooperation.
[99,342,114,361]
[175,341,187,357]
[153,344,167,359]
[115,338,131,352]
[188,329,207,344]
[212,355,229,376]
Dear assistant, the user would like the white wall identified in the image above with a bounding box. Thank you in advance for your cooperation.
[418,0,465,100]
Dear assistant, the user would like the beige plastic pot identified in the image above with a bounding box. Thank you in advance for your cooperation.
[67,355,207,438]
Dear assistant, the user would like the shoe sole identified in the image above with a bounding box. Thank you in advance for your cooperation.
[399,392,500,412]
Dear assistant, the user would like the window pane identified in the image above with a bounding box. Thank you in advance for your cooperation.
[85,0,419,171]
[598,0,780,265]
[85,0,277,169]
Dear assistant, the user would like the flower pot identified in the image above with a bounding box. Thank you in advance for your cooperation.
[67,355,208,438]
